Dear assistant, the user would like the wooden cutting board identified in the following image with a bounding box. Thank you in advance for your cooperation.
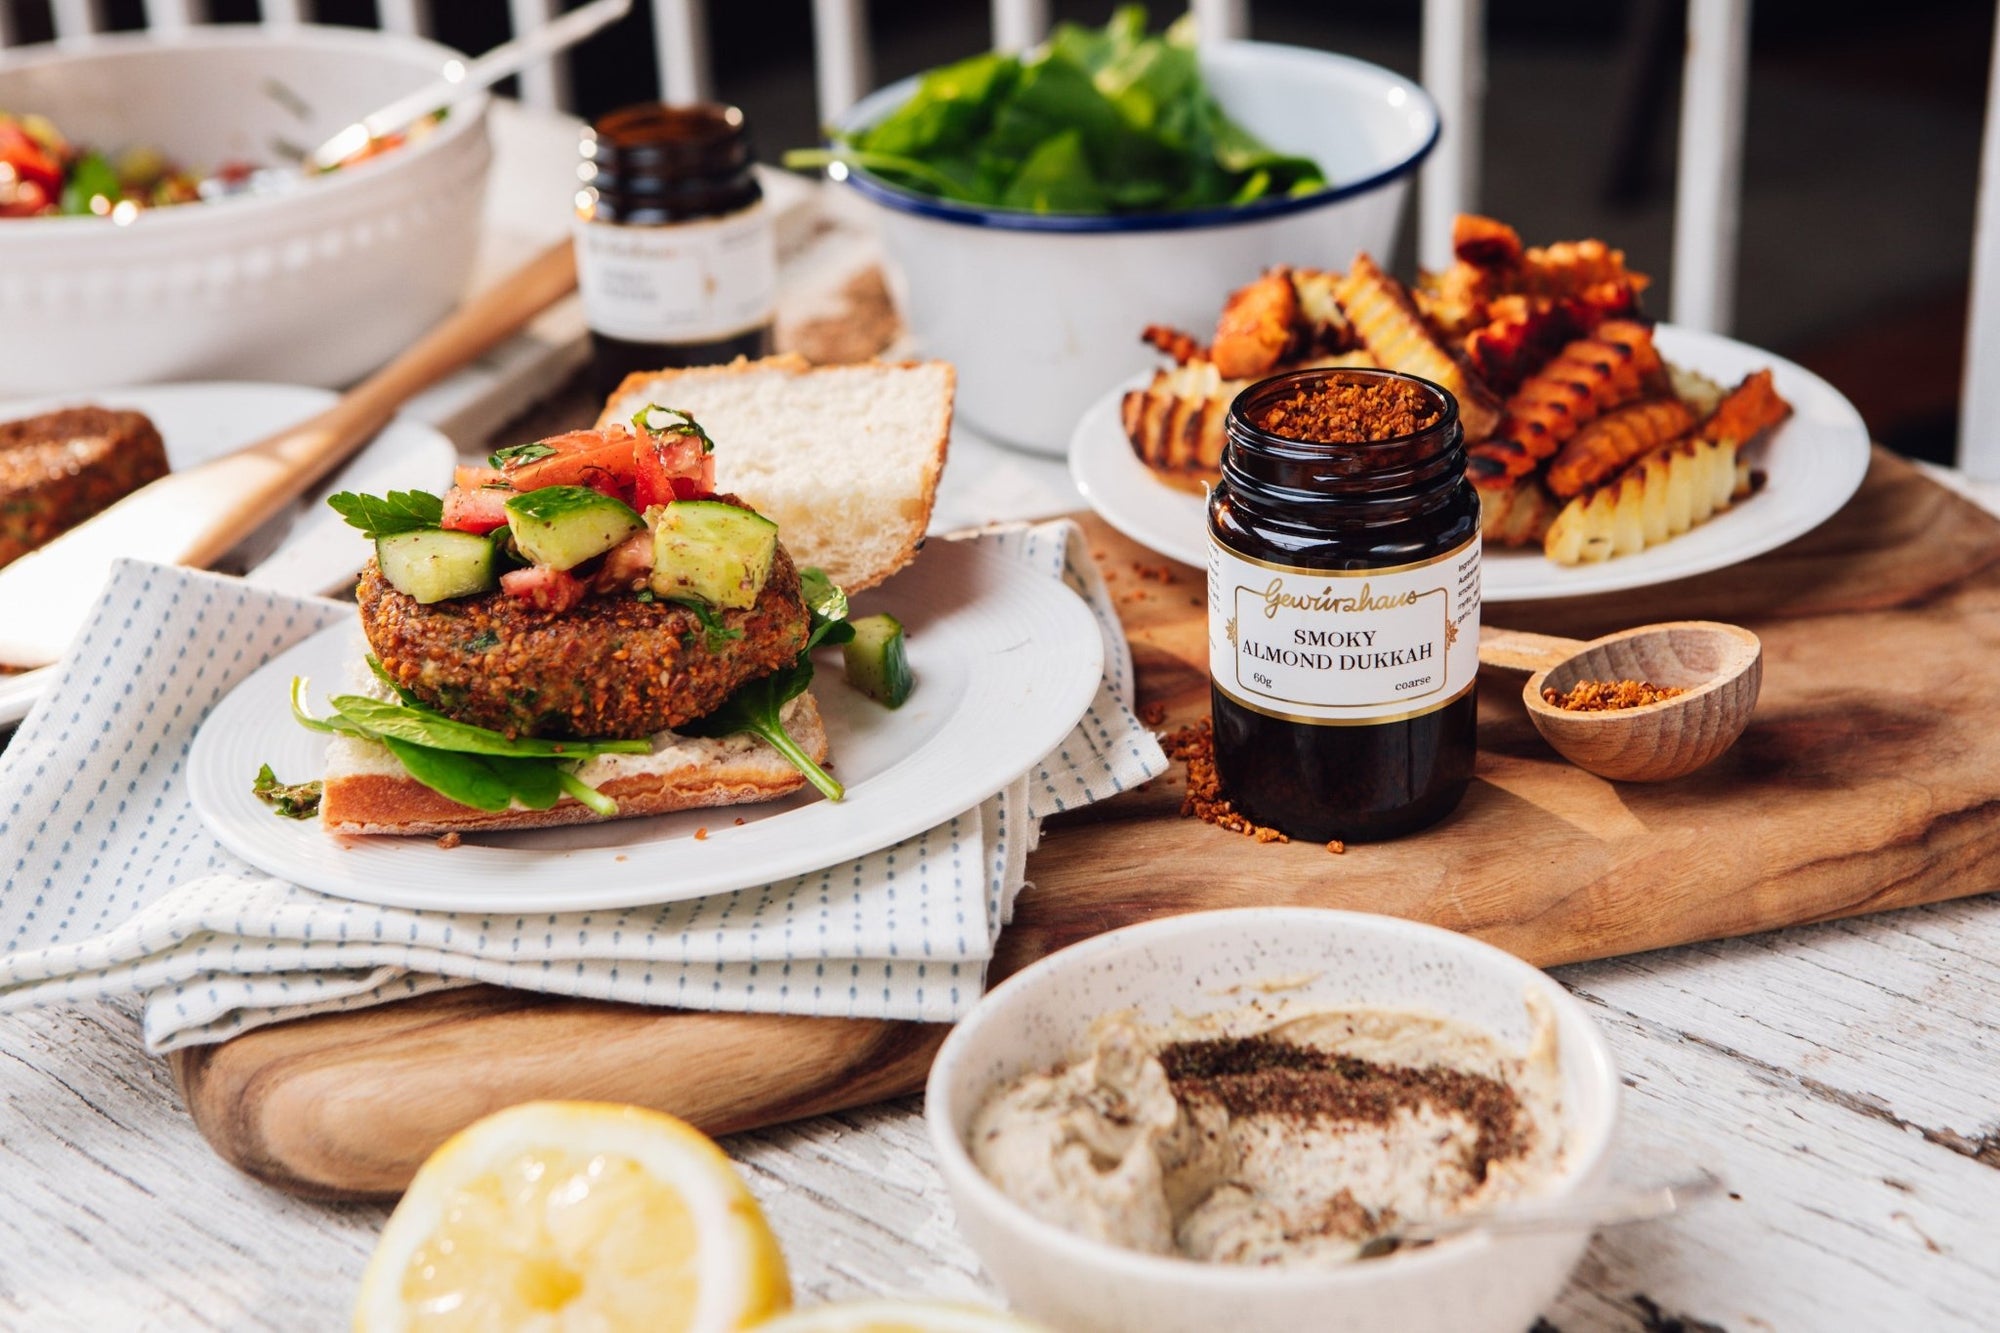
[171,449,2000,1198]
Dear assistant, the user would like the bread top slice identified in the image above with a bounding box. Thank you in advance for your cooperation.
[599,356,954,592]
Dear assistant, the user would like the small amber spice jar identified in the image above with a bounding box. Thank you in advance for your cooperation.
[1207,367,1482,842]
[574,103,777,396]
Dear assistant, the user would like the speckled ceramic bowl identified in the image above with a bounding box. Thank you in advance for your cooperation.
[925,909,1619,1333]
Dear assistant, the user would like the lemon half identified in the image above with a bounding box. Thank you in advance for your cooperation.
[354,1101,791,1332]
[754,1301,1053,1333]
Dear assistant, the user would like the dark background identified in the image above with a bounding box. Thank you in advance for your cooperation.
[12,0,1991,463]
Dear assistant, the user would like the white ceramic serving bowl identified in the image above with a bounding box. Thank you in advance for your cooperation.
[0,25,491,395]
[925,908,1620,1333]
[831,40,1437,453]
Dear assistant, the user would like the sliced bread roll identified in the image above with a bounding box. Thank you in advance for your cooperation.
[599,356,953,592]
[321,694,828,837]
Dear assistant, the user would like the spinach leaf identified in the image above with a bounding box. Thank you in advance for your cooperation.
[291,676,647,818]
[789,6,1326,217]
[380,737,514,812]
[326,489,445,539]
[490,441,558,468]
[669,597,745,652]
[324,693,649,759]
[251,763,322,819]
[997,129,1105,214]
[681,566,853,801]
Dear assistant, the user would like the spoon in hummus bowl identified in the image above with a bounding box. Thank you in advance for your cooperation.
[1356,1170,1723,1258]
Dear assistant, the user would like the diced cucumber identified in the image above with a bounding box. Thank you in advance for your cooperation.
[648,500,779,610]
[504,485,645,571]
[376,529,498,604]
[842,613,913,708]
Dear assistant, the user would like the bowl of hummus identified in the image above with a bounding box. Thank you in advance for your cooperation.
[924,908,1619,1333]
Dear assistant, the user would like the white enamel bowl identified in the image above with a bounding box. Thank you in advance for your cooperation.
[832,40,1437,453]
[0,26,491,395]
[925,908,1620,1333]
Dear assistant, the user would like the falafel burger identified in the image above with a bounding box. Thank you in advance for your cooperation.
[297,358,953,836]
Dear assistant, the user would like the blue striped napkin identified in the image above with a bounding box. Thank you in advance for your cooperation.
[0,521,1165,1050]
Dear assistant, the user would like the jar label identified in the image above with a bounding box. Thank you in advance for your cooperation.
[1208,534,1482,724]
[573,203,777,343]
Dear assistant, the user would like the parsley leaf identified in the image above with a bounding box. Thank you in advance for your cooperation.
[669,597,746,652]
[252,763,322,819]
[490,441,559,469]
[326,489,443,539]
[632,404,716,454]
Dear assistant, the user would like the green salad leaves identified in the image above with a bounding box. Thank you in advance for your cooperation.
[290,664,651,819]
[683,568,853,801]
[785,6,1326,216]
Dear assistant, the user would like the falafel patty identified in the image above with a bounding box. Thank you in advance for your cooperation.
[357,546,810,740]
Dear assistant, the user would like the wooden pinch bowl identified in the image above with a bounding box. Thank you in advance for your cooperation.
[1480,621,1763,782]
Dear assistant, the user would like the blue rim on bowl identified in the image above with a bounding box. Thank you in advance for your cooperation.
[828,40,1440,234]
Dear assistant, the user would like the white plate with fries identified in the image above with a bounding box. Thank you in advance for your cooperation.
[1070,324,1871,601]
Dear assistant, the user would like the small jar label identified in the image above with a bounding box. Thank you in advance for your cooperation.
[573,202,777,343]
[1208,534,1482,724]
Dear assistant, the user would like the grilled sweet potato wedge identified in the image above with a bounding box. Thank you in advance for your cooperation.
[1544,396,1698,499]
[1699,368,1792,446]
[1335,254,1503,440]
[1467,320,1662,485]
[1211,268,1299,380]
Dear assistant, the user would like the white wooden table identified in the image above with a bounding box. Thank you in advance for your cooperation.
[5,110,1999,1333]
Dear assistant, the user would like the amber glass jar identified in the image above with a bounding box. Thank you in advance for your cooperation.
[1207,368,1482,842]
[574,103,777,396]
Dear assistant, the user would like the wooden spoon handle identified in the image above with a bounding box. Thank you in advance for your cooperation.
[1479,627,1586,673]
[182,238,579,568]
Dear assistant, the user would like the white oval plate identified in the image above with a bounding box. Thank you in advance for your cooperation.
[1070,324,1872,601]
[187,537,1106,912]
[0,382,456,725]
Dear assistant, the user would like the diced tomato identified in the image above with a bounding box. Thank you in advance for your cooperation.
[440,484,512,535]
[0,118,63,218]
[504,427,641,503]
[590,530,655,594]
[633,429,716,508]
[501,565,587,614]
[454,463,507,489]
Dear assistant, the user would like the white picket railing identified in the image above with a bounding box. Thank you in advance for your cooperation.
[4,0,1995,477]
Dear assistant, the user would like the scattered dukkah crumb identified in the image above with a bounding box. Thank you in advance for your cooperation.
[1187,596,1202,607]
[734,816,746,826]
[1131,561,1175,583]
[1160,718,1290,843]
[1326,840,1346,855]
[694,827,709,841]
[435,831,462,850]
[1137,700,1168,727]
[1251,375,1441,443]
[1542,678,1687,711]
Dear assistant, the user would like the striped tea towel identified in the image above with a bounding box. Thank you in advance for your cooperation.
[0,520,1166,1051]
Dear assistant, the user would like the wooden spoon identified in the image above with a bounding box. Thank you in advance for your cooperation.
[0,239,578,669]
[1478,621,1762,782]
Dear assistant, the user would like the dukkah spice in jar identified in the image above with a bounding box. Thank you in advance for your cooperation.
[1207,368,1481,841]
